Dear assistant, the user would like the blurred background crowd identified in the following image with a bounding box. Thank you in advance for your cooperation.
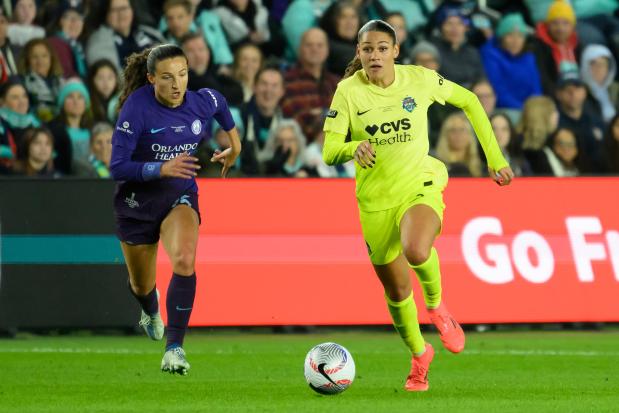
[0,0,618,179]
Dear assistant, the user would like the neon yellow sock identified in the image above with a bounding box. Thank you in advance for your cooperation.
[385,292,425,354]
[410,247,442,309]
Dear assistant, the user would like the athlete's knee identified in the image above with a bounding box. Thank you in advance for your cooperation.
[171,248,196,274]
[402,243,431,266]
[385,285,412,302]
[129,278,155,296]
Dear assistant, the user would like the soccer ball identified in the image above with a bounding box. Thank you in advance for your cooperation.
[304,342,355,395]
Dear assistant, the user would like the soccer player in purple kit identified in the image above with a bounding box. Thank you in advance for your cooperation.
[110,44,241,375]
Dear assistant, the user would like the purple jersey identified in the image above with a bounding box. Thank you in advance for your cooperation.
[110,85,235,220]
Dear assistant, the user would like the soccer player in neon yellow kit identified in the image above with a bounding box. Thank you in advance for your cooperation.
[322,20,514,391]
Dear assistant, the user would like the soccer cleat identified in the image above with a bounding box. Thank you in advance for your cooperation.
[161,347,190,375]
[138,290,164,341]
[428,302,465,353]
[405,343,434,392]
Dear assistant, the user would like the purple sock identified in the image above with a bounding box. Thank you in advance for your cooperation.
[166,273,196,349]
[127,280,158,316]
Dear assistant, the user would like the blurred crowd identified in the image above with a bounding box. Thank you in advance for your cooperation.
[0,0,618,179]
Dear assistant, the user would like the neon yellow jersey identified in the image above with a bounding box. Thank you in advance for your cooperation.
[323,64,508,212]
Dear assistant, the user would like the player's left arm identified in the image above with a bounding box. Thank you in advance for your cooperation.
[202,88,242,178]
[434,74,513,186]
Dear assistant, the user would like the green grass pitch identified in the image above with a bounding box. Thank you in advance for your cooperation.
[1,330,617,412]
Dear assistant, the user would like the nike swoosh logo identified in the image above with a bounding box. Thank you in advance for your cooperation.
[357,109,371,115]
[175,306,192,311]
[150,127,166,134]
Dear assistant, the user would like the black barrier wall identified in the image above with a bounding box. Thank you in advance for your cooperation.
[0,179,139,330]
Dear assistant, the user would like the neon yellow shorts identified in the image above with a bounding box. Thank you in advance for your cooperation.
[359,156,448,265]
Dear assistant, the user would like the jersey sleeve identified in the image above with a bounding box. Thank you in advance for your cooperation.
[422,67,454,105]
[445,82,509,172]
[198,88,235,131]
[109,98,162,182]
[322,87,360,165]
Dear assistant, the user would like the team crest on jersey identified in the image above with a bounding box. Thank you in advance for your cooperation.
[191,120,202,135]
[402,96,417,113]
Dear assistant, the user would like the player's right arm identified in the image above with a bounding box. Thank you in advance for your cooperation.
[322,87,365,166]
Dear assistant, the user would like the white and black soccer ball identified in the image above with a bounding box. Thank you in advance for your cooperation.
[304,342,355,395]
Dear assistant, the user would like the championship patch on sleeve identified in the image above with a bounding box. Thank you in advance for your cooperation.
[327,109,338,118]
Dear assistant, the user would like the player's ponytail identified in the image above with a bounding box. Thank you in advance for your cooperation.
[344,57,362,78]
[118,48,150,111]
[117,44,187,111]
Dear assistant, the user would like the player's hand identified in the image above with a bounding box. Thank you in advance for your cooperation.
[161,152,200,179]
[489,166,514,186]
[211,147,239,178]
[354,140,376,169]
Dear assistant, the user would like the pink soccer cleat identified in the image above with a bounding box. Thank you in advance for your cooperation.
[405,343,434,392]
[428,302,465,353]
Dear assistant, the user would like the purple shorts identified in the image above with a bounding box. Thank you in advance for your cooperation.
[115,192,201,245]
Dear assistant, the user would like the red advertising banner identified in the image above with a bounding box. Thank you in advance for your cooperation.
[156,178,619,325]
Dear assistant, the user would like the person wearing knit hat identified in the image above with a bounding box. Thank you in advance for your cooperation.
[409,40,441,71]
[48,78,93,175]
[56,78,90,110]
[480,13,542,110]
[530,0,581,95]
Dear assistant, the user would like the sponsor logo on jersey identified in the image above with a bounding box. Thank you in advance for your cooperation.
[365,118,413,145]
[116,120,133,134]
[172,125,186,133]
[192,120,202,135]
[356,108,371,116]
[150,127,166,134]
[151,143,199,160]
[402,96,417,113]
[327,109,338,118]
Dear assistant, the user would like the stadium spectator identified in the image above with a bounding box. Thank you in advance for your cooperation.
[18,38,63,122]
[214,0,270,51]
[434,112,482,177]
[0,79,40,150]
[524,0,619,62]
[12,126,57,177]
[410,40,455,147]
[280,0,323,61]
[282,28,339,143]
[409,40,440,70]
[490,112,532,177]
[0,5,18,78]
[232,43,263,102]
[48,79,93,175]
[580,44,619,124]
[471,78,497,117]
[480,13,542,111]
[385,12,411,64]
[46,1,86,79]
[162,0,195,45]
[159,0,235,67]
[7,0,45,47]
[83,121,113,178]
[239,67,285,176]
[259,118,311,177]
[85,0,165,71]
[555,71,604,172]
[544,127,590,176]
[430,5,485,88]
[602,113,619,175]
[180,31,243,106]
[530,0,582,95]
[87,59,120,123]
[517,95,558,175]
[319,1,359,77]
